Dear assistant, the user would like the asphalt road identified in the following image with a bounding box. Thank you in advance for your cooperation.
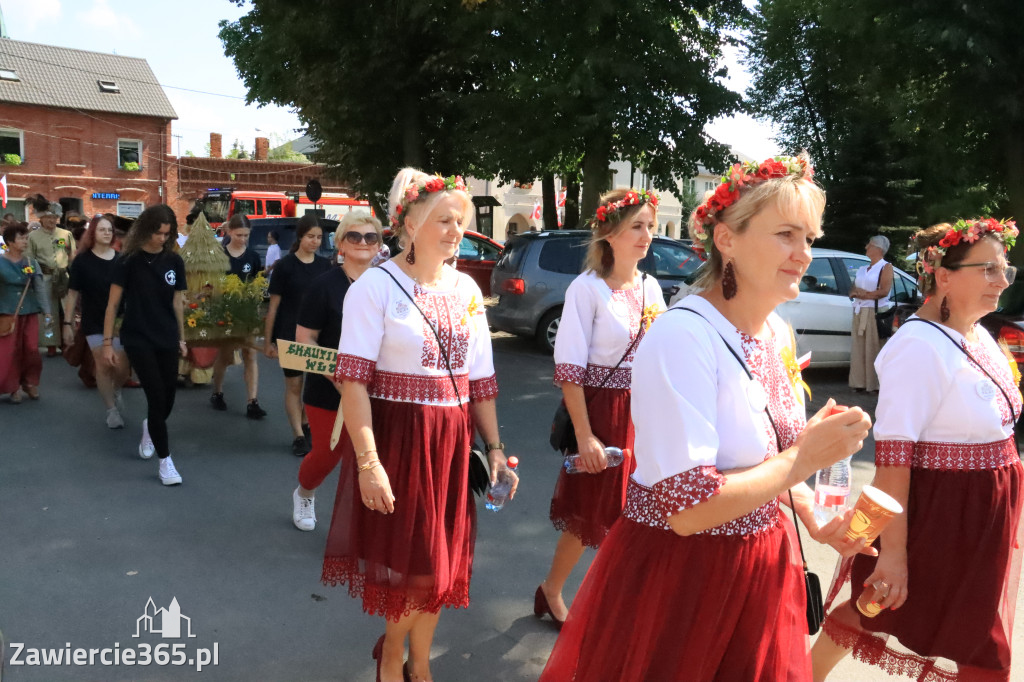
[1,335,1022,681]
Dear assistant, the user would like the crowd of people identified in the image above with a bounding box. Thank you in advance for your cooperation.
[2,158,1023,682]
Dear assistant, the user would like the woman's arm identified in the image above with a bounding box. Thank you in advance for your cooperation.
[863,466,911,609]
[29,270,51,317]
[62,289,79,346]
[173,290,187,357]
[469,398,516,493]
[342,380,394,513]
[561,382,607,474]
[263,294,281,358]
[102,284,123,366]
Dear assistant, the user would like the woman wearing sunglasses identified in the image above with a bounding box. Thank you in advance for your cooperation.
[813,218,1023,682]
[290,212,384,531]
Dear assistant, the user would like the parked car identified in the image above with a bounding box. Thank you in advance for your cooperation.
[383,229,503,296]
[246,216,340,265]
[489,230,705,352]
[671,248,923,367]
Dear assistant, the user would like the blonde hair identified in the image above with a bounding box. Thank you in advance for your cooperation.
[387,167,473,248]
[691,172,825,291]
[584,189,657,278]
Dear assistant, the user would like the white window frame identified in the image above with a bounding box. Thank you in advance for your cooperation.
[0,128,25,159]
[117,139,143,169]
[704,180,716,192]
[117,201,145,219]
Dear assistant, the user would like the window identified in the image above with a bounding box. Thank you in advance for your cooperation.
[538,238,586,274]
[265,200,283,216]
[255,200,264,216]
[704,181,716,192]
[0,129,23,159]
[459,236,501,261]
[495,237,527,273]
[234,199,256,216]
[117,139,141,168]
[644,241,702,279]
[117,201,144,219]
[98,80,120,93]
[0,69,19,82]
[800,257,841,295]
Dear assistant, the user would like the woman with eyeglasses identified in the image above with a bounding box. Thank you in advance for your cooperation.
[813,218,1023,682]
[264,214,332,455]
[849,235,893,393]
[290,212,383,531]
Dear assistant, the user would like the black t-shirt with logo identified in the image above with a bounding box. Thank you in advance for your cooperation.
[111,250,187,351]
[68,250,119,336]
[297,268,352,411]
[226,247,263,282]
[267,253,332,342]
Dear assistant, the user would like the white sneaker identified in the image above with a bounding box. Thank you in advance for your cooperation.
[292,487,316,531]
[138,419,155,459]
[159,456,182,486]
[106,407,125,429]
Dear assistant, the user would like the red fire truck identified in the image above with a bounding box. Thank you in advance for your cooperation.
[198,189,372,229]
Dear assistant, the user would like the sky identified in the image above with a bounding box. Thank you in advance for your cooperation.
[2,0,780,164]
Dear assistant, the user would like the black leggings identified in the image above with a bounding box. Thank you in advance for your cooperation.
[125,346,179,459]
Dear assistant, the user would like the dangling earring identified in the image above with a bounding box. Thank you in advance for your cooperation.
[722,259,738,300]
[405,242,416,265]
[940,296,950,322]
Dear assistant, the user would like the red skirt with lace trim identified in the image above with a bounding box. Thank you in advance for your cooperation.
[822,457,1024,681]
[549,386,635,548]
[539,513,812,682]
[321,397,476,622]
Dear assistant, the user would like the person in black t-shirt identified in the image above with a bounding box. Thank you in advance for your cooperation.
[64,215,130,428]
[291,212,383,530]
[209,215,267,419]
[103,205,187,487]
[263,214,331,455]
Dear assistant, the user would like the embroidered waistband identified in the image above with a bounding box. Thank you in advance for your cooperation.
[554,362,631,389]
[623,477,778,537]
[913,437,1019,471]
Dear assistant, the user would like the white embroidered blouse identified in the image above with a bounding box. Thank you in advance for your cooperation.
[553,271,665,390]
[874,317,1022,470]
[334,260,498,406]
[625,295,807,536]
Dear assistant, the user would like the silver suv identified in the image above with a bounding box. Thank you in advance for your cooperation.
[489,230,703,352]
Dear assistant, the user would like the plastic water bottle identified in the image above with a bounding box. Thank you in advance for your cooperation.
[563,447,629,474]
[813,456,852,525]
[485,456,519,512]
[42,320,55,342]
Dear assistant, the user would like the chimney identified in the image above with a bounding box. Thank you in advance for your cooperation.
[254,136,269,162]
[209,133,222,159]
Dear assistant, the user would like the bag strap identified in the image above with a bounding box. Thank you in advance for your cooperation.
[668,306,810,567]
[905,317,1018,423]
[379,266,463,404]
[12,273,32,318]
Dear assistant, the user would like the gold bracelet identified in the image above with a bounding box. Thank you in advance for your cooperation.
[357,448,378,460]
[357,459,381,473]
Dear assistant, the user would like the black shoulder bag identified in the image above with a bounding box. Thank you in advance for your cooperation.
[379,267,491,497]
[905,318,1018,427]
[670,307,825,635]
[873,263,896,340]
[550,275,646,453]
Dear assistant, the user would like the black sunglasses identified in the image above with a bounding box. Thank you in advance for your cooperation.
[342,231,381,245]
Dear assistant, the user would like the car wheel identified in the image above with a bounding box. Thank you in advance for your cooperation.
[536,308,561,353]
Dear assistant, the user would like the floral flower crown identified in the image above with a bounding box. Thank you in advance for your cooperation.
[593,189,659,226]
[915,217,1018,283]
[391,175,467,227]
[691,156,814,252]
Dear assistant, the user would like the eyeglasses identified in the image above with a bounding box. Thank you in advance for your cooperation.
[948,261,1017,285]
[342,231,381,245]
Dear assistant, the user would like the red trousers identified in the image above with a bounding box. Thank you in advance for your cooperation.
[0,314,41,394]
[298,404,345,491]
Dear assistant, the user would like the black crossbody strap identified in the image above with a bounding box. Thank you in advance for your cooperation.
[904,318,1018,423]
[667,306,809,564]
[379,267,463,403]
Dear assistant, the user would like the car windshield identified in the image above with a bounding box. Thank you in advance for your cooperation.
[202,199,229,224]
[495,236,529,272]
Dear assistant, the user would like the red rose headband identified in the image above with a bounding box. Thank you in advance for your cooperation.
[592,189,659,226]
[691,156,814,253]
[391,175,468,228]
[914,217,1018,287]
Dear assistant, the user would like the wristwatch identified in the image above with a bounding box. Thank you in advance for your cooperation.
[485,442,505,452]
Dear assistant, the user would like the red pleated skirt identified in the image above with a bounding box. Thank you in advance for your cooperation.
[321,397,476,622]
[824,459,1024,681]
[549,386,635,548]
[540,513,812,682]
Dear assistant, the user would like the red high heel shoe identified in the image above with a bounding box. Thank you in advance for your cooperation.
[373,635,412,682]
[534,586,564,629]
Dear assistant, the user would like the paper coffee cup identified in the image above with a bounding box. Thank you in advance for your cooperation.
[845,485,903,545]
[856,584,886,617]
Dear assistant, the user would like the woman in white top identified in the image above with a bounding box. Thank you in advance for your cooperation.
[536,188,664,628]
[324,168,514,682]
[541,156,872,681]
[814,218,1023,682]
[849,234,894,391]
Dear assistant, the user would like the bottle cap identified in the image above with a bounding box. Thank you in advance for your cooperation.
[622,448,631,458]
[829,405,849,416]
[507,456,519,468]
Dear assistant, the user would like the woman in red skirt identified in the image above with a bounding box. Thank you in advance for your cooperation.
[813,218,1024,682]
[540,156,872,682]
[324,168,515,682]
[537,187,665,626]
